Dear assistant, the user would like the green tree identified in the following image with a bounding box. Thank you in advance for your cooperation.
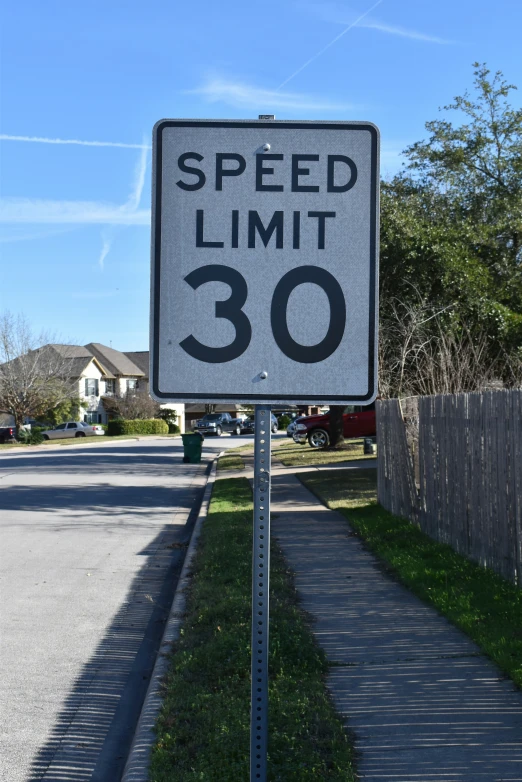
[404,62,522,309]
[378,64,522,396]
[43,397,82,426]
[0,313,80,429]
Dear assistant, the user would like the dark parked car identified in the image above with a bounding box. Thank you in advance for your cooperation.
[194,413,242,436]
[0,426,16,444]
[293,404,376,448]
[240,414,278,434]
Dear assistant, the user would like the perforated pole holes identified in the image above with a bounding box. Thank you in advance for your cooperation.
[250,405,271,781]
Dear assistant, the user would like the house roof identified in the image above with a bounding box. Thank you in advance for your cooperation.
[123,351,149,377]
[85,343,145,377]
[49,344,93,358]
[47,345,115,378]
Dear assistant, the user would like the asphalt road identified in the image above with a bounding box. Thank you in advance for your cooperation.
[0,434,252,782]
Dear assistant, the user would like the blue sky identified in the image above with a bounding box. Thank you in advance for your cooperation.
[1,0,521,351]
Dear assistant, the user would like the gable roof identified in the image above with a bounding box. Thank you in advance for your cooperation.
[124,351,149,377]
[48,344,93,358]
[85,343,145,377]
[30,344,114,379]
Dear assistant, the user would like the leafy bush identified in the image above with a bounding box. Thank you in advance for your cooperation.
[100,424,108,433]
[18,428,44,445]
[168,423,181,434]
[107,418,169,436]
[278,414,292,430]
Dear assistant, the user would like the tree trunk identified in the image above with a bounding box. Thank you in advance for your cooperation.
[328,405,345,449]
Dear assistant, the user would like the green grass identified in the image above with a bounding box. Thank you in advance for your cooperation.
[273,438,376,468]
[217,452,246,471]
[300,468,522,689]
[220,442,255,454]
[0,433,181,449]
[150,478,355,781]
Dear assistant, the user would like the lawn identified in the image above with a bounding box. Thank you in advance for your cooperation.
[0,433,181,450]
[272,438,376,468]
[150,477,355,781]
[300,468,522,689]
[217,451,246,471]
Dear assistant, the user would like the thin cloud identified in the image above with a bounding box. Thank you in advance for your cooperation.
[0,197,151,225]
[0,139,151,230]
[0,134,151,149]
[98,235,113,270]
[96,140,149,270]
[277,0,384,90]
[303,2,455,46]
[187,77,353,111]
[126,140,148,211]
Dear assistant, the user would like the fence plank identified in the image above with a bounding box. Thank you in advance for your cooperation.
[377,390,521,586]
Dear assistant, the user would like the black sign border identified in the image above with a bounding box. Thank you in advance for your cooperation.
[151,119,378,403]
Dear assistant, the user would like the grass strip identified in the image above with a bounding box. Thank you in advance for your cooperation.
[219,442,254,454]
[217,452,245,471]
[150,477,355,781]
[0,433,181,450]
[273,438,376,468]
[300,468,522,689]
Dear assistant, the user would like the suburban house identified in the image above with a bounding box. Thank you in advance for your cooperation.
[0,343,185,430]
[80,344,184,429]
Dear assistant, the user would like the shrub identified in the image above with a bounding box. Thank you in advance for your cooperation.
[107,418,169,436]
[168,423,181,434]
[100,424,108,433]
[18,428,44,445]
[278,414,292,430]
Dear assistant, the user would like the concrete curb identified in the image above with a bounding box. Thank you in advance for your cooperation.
[121,451,223,782]
[0,435,183,456]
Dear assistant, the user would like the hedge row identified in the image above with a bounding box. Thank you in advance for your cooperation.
[107,418,169,436]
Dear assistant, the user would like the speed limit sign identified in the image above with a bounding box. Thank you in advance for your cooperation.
[150,119,379,404]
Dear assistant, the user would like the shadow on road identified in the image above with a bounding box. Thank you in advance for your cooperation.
[1,482,196,523]
[27,467,208,782]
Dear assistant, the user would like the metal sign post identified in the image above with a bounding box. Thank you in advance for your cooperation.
[250,406,271,781]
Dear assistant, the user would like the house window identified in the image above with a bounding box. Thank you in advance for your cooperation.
[85,378,99,397]
[127,378,138,391]
[105,379,116,395]
[84,412,101,424]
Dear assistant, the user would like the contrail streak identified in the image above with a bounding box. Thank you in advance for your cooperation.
[0,134,151,149]
[276,0,384,91]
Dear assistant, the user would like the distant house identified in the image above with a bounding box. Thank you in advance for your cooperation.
[81,344,184,429]
[1,343,185,430]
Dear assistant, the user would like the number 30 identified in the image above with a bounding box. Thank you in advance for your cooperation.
[179,264,346,365]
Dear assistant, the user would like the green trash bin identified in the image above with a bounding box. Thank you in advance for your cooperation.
[182,432,203,463]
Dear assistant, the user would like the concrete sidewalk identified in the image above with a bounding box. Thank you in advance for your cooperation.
[268,465,522,781]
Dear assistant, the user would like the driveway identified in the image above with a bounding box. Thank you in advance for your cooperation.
[0,434,251,781]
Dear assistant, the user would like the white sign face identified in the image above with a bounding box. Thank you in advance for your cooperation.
[150,119,379,404]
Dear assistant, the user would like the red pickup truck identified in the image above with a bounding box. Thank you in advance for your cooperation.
[293,404,376,448]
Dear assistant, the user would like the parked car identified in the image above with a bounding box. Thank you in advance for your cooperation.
[286,417,304,438]
[0,426,16,444]
[293,404,376,448]
[239,417,255,434]
[41,421,105,440]
[194,413,242,436]
[240,413,278,434]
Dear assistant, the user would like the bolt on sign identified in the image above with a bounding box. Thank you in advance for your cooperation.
[150,119,379,404]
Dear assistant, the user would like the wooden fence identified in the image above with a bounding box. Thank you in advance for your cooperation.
[377,390,522,586]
